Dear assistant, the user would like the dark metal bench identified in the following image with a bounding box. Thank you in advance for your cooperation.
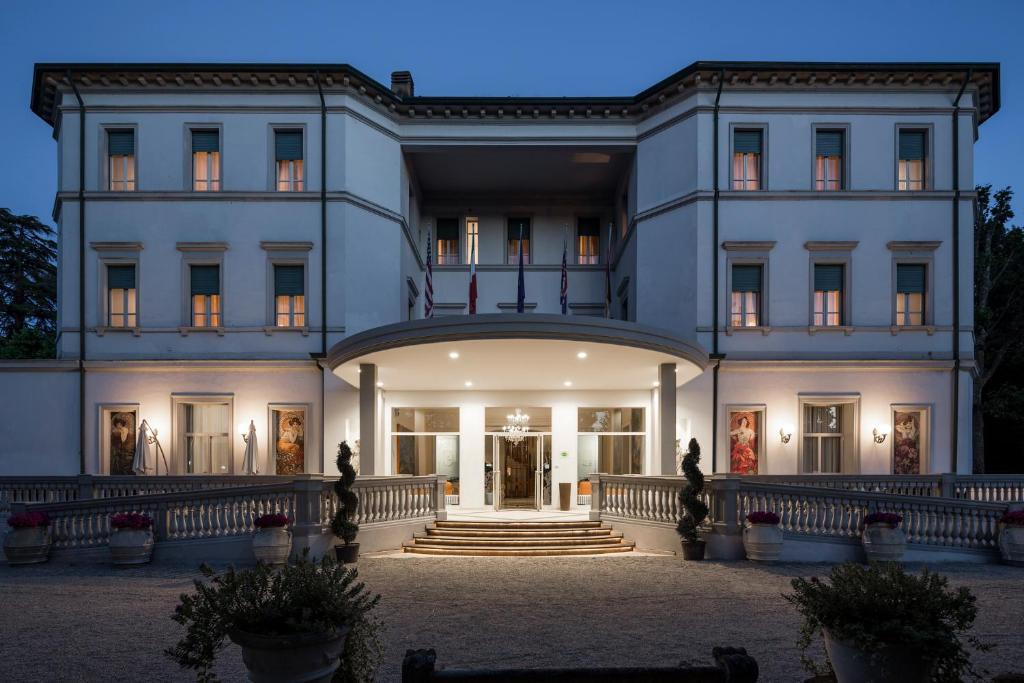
[402,647,758,682]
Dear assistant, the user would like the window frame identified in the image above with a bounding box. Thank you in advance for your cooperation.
[101,124,139,192]
[178,243,227,334]
[894,124,934,192]
[261,242,312,333]
[268,402,315,475]
[97,403,141,475]
[797,394,861,474]
[506,217,532,265]
[723,241,774,333]
[810,123,850,191]
[434,217,461,266]
[92,242,143,335]
[888,241,939,330]
[805,242,856,332]
[575,216,602,265]
[576,407,647,478]
[171,394,235,476]
[268,124,308,192]
[890,403,932,475]
[186,124,223,192]
[464,216,479,265]
[728,123,768,191]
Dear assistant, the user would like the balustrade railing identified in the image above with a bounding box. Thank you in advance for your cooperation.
[741,474,944,498]
[320,475,442,527]
[953,476,1024,503]
[598,475,685,525]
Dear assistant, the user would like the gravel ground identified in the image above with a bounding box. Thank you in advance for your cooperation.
[1,554,1022,682]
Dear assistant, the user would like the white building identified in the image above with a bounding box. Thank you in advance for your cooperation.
[2,61,1001,512]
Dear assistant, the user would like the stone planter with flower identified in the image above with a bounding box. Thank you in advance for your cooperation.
[253,513,292,566]
[109,512,155,565]
[861,511,906,563]
[3,511,51,565]
[997,509,1024,566]
[743,510,783,561]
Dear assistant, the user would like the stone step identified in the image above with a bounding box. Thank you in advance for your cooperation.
[405,520,635,557]
[424,527,615,538]
[434,520,602,530]
[402,541,635,557]
[411,533,624,547]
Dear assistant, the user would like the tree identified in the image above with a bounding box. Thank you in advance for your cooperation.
[973,185,1024,472]
[0,208,56,358]
[675,438,708,543]
[331,441,360,545]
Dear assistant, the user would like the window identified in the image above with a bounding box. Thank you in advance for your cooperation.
[507,218,531,264]
[801,401,857,474]
[177,400,231,475]
[275,130,304,191]
[898,130,926,191]
[732,129,762,190]
[577,408,645,478]
[815,130,844,191]
[391,408,460,498]
[896,263,926,326]
[465,217,479,265]
[107,130,135,191]
[436,218,460,265]
[107,265,137,327]
[813,264,844,326]
[190,265,221,327]
[192,129,220,191]
[731,264,762,327]
[577,217,600,264]
[274,265,305,327]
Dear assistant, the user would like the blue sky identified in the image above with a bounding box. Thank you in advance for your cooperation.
[1,0,1021,225]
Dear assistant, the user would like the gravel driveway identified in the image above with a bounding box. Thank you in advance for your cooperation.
[1,554,1021,681]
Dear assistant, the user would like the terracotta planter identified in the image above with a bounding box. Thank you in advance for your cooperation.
[743,522,783,561]
[335,542,360,564]
[253,527,292,566]
[680,540,705,561]
[3,526,50,565]
[862,523,906,563]
[823,629,933,683]
[998,525,1024,566]
[109,528,155,566]
[229,627,349,683]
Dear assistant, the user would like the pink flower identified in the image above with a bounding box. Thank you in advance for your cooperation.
[863,512,902,528]
[7,512,50,529]
[746,510,780,525]
[110,512,153,530]
[254,513,290,529]
[999,510,1024,527]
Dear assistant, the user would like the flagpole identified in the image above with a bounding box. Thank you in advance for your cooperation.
[560,224,568,315]
[516,224,525,313]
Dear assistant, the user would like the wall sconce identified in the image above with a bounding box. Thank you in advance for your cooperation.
[873,426,888,444]
[779,427,792,444]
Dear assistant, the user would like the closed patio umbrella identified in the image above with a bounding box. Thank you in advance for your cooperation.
[241,420,260,475]
[132,420,155,475]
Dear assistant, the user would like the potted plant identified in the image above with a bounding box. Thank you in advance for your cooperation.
[331,441,361,564]
[253,513,292,566]
[785,562,990,683]
[997,509,1024,566]
[861,511,906,563]
[166,554,380,683]
[109,512,155,566]
[675,438,708,561]
[3,511,51,565]
[743,510,783,561]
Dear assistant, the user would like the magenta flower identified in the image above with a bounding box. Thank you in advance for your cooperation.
[110,512,154,530]
[746,510,780,525]
[254,513,291,529]
[863,512,902,528]
[999,510,1024,527]
[7,512,50,529]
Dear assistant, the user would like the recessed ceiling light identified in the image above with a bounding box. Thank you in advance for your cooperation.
[563,380,573,387]
[464,381,473,387]
[376,381,384,388]
[576,351,588,359]
[652,380,660,387]
[448,351,460,359]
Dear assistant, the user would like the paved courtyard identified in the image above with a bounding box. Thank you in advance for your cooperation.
[1,554,1022,682]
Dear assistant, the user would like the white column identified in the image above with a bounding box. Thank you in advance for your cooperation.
[359,363,377,475]
[659,362,677,475]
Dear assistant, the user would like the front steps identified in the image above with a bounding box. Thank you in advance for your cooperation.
[402,520,635,556]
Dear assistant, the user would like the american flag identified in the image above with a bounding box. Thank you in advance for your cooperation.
[560,229,568,315]
[424,228,434,318]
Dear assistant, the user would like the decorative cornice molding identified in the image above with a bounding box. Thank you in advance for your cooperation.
[887,240,942,252]
[721,241,776,252]
[89,241,143,252]
[260,241,314,252]
[176,242,229,252]
[804,240,859,252]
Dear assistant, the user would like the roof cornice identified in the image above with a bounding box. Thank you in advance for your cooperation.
[31,60,1001,127]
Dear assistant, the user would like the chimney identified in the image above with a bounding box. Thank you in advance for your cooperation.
[390,70,414,98]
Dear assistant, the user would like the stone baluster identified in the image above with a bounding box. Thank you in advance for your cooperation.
[589,474,602,522]
[434,475,448,522]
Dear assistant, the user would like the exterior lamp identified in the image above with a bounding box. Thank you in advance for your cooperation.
[873,426,888,444]
[779,426,793,444]
[239,423,251,444]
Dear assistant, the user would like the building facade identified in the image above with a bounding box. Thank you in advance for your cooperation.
[2,61,1000,510]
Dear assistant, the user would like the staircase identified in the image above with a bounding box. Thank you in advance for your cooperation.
[402,520,635,556]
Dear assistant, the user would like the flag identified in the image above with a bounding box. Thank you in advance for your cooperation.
[516,224,525,313]
[424,228,434,318]
[560,227,568,315]
[468,229,478,314]
[604,222,613,318]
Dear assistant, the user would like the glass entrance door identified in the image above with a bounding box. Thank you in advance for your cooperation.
[493,434,542,510]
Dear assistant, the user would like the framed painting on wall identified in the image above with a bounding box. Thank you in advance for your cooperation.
[726,405,765,475]
[892,405,930,474]
[99,404,139,475]
[268,404,311,475]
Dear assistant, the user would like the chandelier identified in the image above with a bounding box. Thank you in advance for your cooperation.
[502,409,530,444]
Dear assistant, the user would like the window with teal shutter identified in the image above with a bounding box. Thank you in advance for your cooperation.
[275,131,303,160]
[108,131,135,155]
[191,130,219,153]
[192,130,220,191]
[274,265,305,327]
[898,130,926,191]
[732,130,762,190]
[107,264,136,328]
[896,263,926,326]
[507,218,531,264]
[107,130,135,191]
[813,264,844,327]
[436,219,460,265]
[275,130,304,191]
[815,130,844,191]
[190,265,220,295]
[190,265,221,328]
[730,264,762,327]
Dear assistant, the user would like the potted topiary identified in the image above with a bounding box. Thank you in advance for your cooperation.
[675,438,708,561]
[861,511,906,563]
[109,512,155,565]
[785,562,990,683]
[252,513,292,566]
[743,510,783,561]
[997,509,1024,566]
[331,441,360,564]
[166,554,380,683]
[3,511,51,565]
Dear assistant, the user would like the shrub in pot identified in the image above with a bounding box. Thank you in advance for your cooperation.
[166,554,381,683]
[785,562,990,683]
[109,512,155,566]
[997,509,1024,566]
[743,510,783,561]
[675,438,708,561]
[331,441,360,564]
[252,513,292,566]
[3,511,51,565]
[861,511,906,563]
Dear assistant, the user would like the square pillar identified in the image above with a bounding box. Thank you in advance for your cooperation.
[659,362,677,475]
[359,363,377,475]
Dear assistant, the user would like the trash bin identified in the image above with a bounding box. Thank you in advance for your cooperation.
[559,482,572,511]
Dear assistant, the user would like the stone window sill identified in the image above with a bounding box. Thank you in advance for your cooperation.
[95,326,142,337]
[179,326,226,337]
[890,325,936,336]
[263,326,310,336]
[807,325,854,336]
[725,326,771,336]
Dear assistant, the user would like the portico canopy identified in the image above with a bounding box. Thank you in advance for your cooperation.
[327,314,708,391]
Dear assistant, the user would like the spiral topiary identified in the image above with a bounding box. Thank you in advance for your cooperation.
[676,437,709,543]
[331,441,359,545]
